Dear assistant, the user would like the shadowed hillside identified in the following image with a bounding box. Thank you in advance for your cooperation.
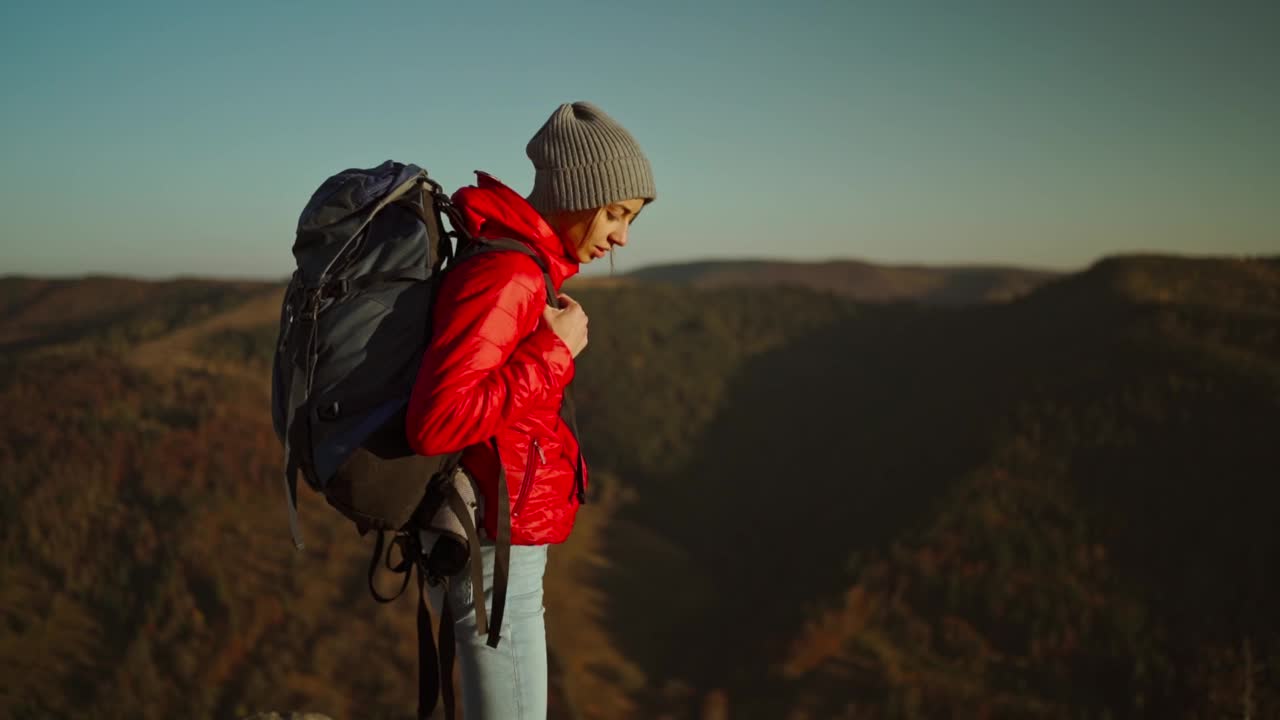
[1,254,1277,718]
[570,254,1280,717]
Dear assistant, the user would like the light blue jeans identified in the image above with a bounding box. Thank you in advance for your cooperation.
[430,541,549,720]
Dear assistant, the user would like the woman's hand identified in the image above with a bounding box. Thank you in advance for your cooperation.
[542,293,589,357]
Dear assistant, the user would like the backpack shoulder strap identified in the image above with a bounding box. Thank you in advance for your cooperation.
[452,239,586,502]
[451,238,558,307]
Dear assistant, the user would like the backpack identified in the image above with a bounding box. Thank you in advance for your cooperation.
[269,159,577,720]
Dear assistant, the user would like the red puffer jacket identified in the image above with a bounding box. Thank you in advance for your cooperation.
[406,171,587,546]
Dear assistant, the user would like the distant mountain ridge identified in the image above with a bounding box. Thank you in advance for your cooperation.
[0,275,276,354]
[603,257,1062,304]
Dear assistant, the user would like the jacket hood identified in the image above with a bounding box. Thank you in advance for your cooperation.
[450,171,580,288]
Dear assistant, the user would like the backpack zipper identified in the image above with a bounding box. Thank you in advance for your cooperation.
[512,439,543,517]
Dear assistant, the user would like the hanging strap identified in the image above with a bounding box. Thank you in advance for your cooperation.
[487,437,511,648]
[436,577,457,720]
[549,279,587,504]
[281,462,304,548]
[427,186,455,273]
[367,530,453,720]
[367,531,415,604]
[559,386,587,504]
[445,484,490,636]
[280,291,319,550]
[418,568,448,720]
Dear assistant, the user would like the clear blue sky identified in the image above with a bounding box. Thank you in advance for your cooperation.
[1,0,1276,279]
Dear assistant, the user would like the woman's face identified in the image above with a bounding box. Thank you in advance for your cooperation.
[551,198,646,264]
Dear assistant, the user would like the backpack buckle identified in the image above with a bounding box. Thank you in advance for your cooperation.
[321,278,350,299]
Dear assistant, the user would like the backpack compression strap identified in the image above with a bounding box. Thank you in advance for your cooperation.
[445,239,583,650]
[361,237,572,719]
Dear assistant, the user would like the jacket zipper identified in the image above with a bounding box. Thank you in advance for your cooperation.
[512,439,544,517]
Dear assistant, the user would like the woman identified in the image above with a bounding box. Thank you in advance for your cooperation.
[406,100,655,719]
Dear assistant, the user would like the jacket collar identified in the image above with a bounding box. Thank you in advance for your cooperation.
[450,171,579,288]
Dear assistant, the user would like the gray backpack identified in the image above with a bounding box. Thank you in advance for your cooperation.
[270,160,572,719]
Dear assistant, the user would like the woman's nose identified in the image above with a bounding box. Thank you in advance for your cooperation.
[612,225,629,247]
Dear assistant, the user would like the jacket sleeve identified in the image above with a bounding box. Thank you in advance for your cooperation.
[406,253,575,455]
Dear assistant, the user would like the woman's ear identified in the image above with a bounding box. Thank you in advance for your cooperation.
[545,207,595,236]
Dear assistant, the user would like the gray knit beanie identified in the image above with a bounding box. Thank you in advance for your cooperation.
[526,101,656,215]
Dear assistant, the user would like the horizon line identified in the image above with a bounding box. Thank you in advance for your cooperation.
[3,249,1274,285]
